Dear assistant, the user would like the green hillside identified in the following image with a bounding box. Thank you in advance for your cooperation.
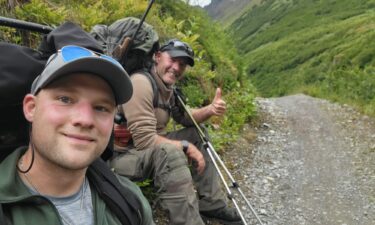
[229,0,375,115]
[205,0,258,28]
[0,0,256,147]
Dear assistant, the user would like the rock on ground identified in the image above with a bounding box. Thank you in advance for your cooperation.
[222,94,374,225]
[153,94,375,225]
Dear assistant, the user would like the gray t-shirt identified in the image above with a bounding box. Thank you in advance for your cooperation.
[25,177,94,225]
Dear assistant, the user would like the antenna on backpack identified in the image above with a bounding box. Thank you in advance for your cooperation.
[112,0,156,61]
[0,16,53,33]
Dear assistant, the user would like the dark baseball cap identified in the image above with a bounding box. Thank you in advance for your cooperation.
[159,39,194,67]
[31,45,133,104]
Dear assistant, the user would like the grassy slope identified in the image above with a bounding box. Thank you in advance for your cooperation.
[229,0,375,115]
[205,0,260,28]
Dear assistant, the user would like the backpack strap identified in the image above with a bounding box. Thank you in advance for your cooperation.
[135,69,158,108]
[87,159,142,225]
[0,203,8,225]
[136,69,171,111]
[114,69,160,125]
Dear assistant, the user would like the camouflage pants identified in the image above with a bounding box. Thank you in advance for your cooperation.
[110,126,226,225]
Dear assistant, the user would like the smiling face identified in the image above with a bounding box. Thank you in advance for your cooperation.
[154,51,188,86]
[23,73,116,170]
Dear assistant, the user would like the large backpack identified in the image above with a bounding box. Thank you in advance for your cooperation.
[91,17,161,107]
[0,21,102,162]
[90,17,159,75]
[91,17,162,145]
[0,21,143,225]
[0,43,45,162]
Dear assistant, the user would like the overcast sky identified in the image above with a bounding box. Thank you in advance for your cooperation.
[189,0,211,7]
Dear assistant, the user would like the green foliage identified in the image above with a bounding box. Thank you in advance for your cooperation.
[323,66,375,113]
[1,0,257,149]
[214,0,262,28]
[230,0,375,116]
[15,0,65,26]
[155,0,257,145]
[209,81,257,149]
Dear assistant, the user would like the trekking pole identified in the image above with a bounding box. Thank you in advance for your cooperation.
[112,0,155,125]
[0,16,53,33]
[112,0,155,60]
[174,89,265,225]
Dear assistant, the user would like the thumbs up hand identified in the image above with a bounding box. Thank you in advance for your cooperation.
[210,88,226,116]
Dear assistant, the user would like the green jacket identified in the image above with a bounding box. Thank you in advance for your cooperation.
[0,147,154,225]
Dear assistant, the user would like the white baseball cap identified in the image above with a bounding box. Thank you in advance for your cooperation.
[31,45,133,104]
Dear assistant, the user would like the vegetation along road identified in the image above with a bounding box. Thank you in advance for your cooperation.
[222,94,374,225]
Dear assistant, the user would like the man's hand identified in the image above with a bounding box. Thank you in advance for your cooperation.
[185,143,205,175]
[190,87,227,123]
[210,88,226,116]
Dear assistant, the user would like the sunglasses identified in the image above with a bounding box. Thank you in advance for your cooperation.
[31,45,126,95]
[160,40,194,57]
[59,45,122,68]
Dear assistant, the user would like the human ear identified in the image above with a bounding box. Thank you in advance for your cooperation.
[154,52,161,64]
[23,94,36,122]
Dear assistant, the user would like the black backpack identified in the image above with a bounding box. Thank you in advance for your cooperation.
[0,21,143,225]
[0,43,45,162]
[0,21,103,161]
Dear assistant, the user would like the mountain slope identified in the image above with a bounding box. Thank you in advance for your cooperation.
[228,0,375,115]
[204,0,256,27]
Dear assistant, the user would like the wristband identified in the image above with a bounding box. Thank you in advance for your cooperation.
[181,140,189,154]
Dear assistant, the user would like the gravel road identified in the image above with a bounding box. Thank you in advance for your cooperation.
[222,94,375,225]
[154,94,374,225]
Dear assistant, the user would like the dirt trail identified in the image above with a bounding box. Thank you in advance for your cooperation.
[224,94,374,225]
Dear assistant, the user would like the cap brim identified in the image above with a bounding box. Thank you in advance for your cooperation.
[167,50,194,67]
[36,57,132,104]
